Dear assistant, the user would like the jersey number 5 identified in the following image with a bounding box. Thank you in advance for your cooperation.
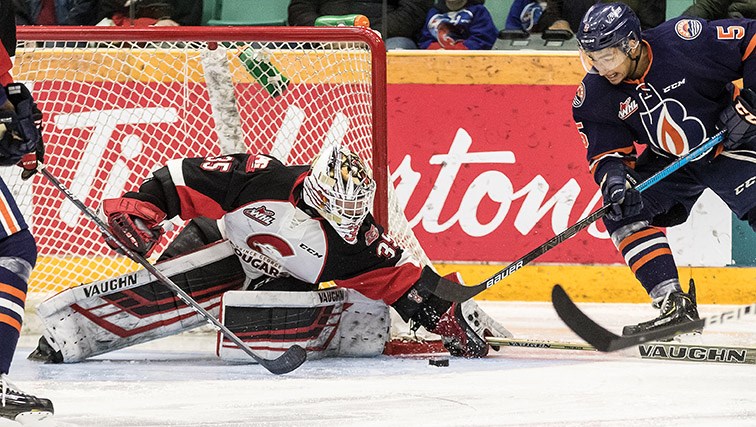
[575,122,589,148]
[717,26,745,40]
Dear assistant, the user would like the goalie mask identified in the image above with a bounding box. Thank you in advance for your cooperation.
[302,145,376,244]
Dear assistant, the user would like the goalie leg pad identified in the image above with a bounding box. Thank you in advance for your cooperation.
[31,240,245,362]
[218,288,390,362]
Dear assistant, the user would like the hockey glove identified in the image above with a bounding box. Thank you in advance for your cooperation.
[600,165,642,222]
[101,197,167,256]
[0,83,44,177]
[718,87,756,150]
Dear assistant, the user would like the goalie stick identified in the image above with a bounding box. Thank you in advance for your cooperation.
[39,167,306,375]
[552,284,756,352]
[428,130,727,303]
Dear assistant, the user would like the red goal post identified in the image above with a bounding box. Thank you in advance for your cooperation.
[8,26,429,301]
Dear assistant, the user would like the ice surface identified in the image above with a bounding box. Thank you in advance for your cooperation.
[9,301,756,427]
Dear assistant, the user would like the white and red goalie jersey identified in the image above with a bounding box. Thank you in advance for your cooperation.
[122,153,424,305]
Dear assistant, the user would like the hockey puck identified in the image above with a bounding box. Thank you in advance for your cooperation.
[428,357,449,367]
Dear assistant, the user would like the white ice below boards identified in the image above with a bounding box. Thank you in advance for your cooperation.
[8,301,756,427]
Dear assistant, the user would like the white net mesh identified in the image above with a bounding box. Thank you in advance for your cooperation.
[5,28,430,306]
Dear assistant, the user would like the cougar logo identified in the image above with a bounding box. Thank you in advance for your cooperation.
[243,206,275,226]
[246,234,295,257]
[365,224,380,246]
[618,97,638,120]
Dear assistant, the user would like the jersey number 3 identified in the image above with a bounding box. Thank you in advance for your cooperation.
[201,156,234,172]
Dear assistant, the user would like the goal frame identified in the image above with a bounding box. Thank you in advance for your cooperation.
[15,25,389,225]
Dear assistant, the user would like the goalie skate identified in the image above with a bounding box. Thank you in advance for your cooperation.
[432,300,512,358]
[0,375,54,423]
[27,335,63,364]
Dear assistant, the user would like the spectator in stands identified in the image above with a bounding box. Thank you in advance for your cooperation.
[1,0,15,52]
[14,0,100,25]
[288,0,433,50]
[533,0,664,33]
[682,0,756,19]
[418,0,497,50]
[505,0,543,32]
[96,0,203,27]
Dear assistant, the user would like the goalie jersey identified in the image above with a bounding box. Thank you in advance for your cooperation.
[133,153,422,305]
[573,17,756,180]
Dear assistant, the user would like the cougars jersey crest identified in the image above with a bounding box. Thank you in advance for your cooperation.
[225,201,327,282]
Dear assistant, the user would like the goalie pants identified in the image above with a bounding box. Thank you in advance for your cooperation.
[603,142,756,297]
[0,228,36,374]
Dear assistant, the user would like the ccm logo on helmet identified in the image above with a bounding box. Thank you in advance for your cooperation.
[735,176,756,196]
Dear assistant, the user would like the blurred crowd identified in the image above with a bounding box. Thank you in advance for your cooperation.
[10,0,756,51]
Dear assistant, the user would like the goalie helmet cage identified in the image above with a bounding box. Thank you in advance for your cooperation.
[9,26,432,313]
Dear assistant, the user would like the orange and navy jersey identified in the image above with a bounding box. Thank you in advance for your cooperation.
[572,17,756,182]
[0,43,27,239]
[0,179,27,238]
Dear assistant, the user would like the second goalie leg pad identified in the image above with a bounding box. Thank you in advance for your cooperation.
[218,288,390,362]
[29,240,245,363]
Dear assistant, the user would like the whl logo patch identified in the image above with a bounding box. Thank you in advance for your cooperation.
[243,206,275,226]
[618,97,638,120]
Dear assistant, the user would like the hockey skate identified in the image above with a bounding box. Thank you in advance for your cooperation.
[27,335,63,364]
[622,279,701,339]
[431,300,513,358]
[0,374,54,423]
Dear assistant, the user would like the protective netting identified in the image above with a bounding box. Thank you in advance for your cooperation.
[6,28,430,306]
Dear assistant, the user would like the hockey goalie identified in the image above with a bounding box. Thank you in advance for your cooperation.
[29,144,512,363]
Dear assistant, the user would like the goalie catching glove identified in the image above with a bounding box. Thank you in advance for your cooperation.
[100,197,168,256]
[718,87,756,150]
[0,83,44,179]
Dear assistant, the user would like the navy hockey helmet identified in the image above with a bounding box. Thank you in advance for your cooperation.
[577,3,641,54]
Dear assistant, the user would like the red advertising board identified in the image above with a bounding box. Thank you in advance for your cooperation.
[388,84,624,264]
[25,79,623,265]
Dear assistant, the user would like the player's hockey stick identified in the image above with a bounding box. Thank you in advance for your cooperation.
[429,130,727,302]
[552,285,756,352]
[39,167,306,375]
[485,336,756,364]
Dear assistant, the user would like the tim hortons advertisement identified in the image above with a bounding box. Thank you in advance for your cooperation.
[8,80,620,263]
[387,84,624,264]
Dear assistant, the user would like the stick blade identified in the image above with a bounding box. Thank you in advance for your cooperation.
[552,285,707,352]
[261,345,307,375]
[551,285,621,352]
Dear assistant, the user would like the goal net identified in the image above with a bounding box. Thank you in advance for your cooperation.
[9,27,431,325]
